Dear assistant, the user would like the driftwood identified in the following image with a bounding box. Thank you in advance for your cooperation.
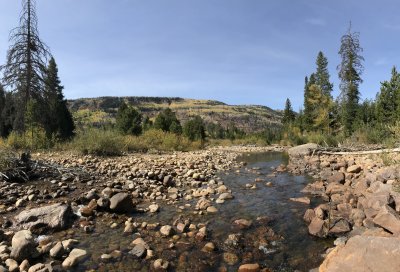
[319,147,400,155]
[0,150,90,183]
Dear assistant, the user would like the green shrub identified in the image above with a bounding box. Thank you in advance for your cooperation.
[65,128,201,155]
[138,129,200,151]
[7,127,52,150]
[347,123,392,146]
[67,128,124,156]
[0,146,16,172]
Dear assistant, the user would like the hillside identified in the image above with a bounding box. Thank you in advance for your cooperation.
[67,96,282,132]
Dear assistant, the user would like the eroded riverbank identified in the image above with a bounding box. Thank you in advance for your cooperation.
[0,146,332,272]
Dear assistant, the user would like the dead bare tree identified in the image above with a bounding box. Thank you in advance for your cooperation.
[0,0,51,132]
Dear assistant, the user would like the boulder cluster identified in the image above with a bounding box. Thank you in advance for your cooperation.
[288,144,400,272]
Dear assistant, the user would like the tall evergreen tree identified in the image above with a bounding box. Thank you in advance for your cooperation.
[183,115,206,141]
[282,98,296,124]
[315,51,333,98]
[307,84,332,132]
[303,74,316,130]
[337,23,364,135]
[0,85,5,137]
[115,102,142,136]
[154,108,182,134]
[43,58,75,139]
[0,0,51,132]
[376,66,400,124]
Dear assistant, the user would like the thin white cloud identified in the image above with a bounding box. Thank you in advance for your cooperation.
[383,23,400,31]
[374,58,388,66]
[305,18,326,26]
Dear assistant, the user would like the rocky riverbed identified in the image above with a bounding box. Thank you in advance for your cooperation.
[2,145,317,272]
[3,143,396,272]
[287,143,400,272]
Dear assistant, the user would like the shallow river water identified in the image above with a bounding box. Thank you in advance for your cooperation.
[56,152,332,271]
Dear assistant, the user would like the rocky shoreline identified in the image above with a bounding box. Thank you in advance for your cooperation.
[287,143,400,272]
[0,145,288,272]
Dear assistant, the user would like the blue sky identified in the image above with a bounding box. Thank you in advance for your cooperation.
[0,0,400,110]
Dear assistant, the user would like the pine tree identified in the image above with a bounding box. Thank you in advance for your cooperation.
[0,85,6,137]
[315,51,333,98]
[183,115,206,141]
[337,23,364,135]
[304,74,316,130]
[0,0,51,132]
[376,66,400,124]
[43,58,75,139]
[154,108,182,134]
[0,91,15,138]
[282,98,295,124]
[115,102,142,136]
[142,116,153,131]
[307,84,332,132]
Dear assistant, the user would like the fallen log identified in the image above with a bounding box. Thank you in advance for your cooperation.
[319,147,400,155]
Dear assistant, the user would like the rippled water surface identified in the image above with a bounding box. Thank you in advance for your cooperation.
[56,152,331,271]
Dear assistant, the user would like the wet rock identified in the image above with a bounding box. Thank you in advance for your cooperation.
[233,219,252,229]
[196,226,207,241]
[101,253,112,262]
[373,205,400,235]
[289,197,310,205]
[0,265,6,272]
[19,260,30,272]
[109,193,135,213]
[163,176,175,187]
[10,230,36,261]
[129,244,146,258]
[96,197,110,209]
[61,239,79,250]
[176,223,187,233]
[303,209,315,223]
[28,263,46,272]
[154,258,169,270]
[202,242,215,252]
[301,181,325,195]
[62,248,88,268]
[160,225,173,237]
[206,206,218,213]
[320,235,400,272]
[196,198,211,210]
[49,242,65,258]
[224,234,241,248]
[14,203,73,234]
[223,252,239,265]
[308,218,325,237]
[219,192,233,200]
[80,199,97,217]
[238,263,260,272]
[131,238,149,249]
[5,259,18,272]
[217,185,228,194]
[148,204,159,213]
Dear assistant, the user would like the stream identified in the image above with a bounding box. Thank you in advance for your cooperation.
[54,152,332,271]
